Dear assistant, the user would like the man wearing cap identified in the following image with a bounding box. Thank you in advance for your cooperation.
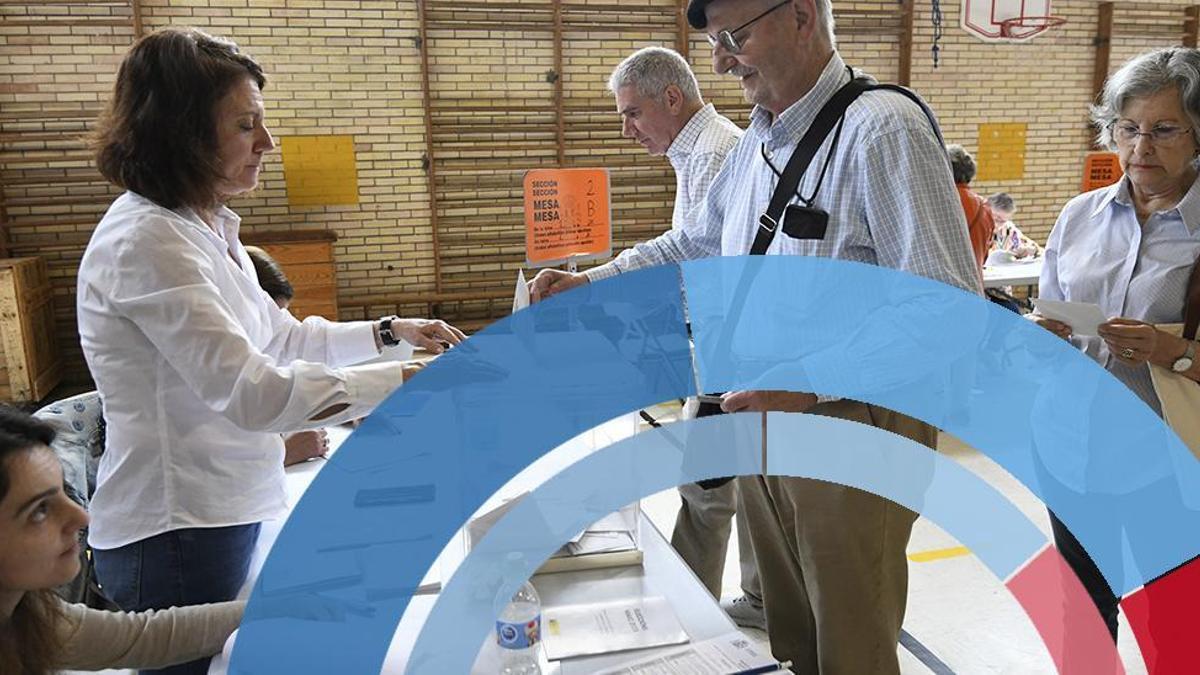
[607,45,766,630]
[530,1,980,672]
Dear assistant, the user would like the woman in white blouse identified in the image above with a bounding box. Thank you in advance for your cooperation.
[77,28,463,674]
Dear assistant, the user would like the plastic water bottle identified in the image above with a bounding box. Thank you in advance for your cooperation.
[494,561,542,675]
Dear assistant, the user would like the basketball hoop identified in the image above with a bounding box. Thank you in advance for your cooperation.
[962,0,1064,42]
[998,14,1067,40]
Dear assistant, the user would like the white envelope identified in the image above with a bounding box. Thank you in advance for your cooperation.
[1032,298,1108,337]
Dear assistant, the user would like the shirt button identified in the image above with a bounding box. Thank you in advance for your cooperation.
[764,148,774,159]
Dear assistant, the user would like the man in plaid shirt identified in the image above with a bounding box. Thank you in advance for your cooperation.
[532,1,979,672]
[607,46,767,630]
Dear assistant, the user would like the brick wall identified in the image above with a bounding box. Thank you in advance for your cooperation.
[1,0,1194,388]
[914,0,1197,244]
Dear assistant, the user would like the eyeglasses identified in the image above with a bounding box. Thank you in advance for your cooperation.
[705,0,791,55]
[1111,122,1195,145]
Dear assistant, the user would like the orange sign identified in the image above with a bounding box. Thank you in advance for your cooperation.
[524,168,611,266]
[1082,152,1123,192]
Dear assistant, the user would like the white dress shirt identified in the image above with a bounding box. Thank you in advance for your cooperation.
[78,191,404,549]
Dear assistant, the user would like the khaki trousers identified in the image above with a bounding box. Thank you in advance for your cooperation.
[737,400,936,674]
[672,480,761,600]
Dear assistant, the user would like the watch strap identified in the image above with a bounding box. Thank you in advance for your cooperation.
[1173,340,1196,372]
[378,316,401,347]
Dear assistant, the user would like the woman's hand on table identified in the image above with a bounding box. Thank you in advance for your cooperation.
[283,429,329,466]
[389,318,466,354]
[401,360,425,383]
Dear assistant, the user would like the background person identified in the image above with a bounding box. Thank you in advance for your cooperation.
[948,143,995,275]
[0,406,243,675]
[986,192,1042,260]
[78,28,463,674]
[245,245,330,467]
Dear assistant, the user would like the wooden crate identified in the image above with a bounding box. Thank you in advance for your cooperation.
[241,230,339,321]
[0,257,63,402]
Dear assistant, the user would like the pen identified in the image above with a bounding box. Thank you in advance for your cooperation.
[730,661,792,675]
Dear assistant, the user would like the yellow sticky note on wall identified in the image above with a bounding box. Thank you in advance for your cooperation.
[281,135,359,207]
[977,123,1027,182]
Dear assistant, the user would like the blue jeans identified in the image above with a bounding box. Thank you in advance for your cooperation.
[93,523,261,675]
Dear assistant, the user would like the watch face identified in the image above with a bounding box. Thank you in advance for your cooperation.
[1173,356,1194,373]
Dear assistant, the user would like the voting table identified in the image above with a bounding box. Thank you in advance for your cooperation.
[209,415,759,674]
[982,258,1043,290]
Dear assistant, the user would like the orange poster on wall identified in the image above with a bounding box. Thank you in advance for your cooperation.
[524,168,612,267]
[1082,152,1123,192]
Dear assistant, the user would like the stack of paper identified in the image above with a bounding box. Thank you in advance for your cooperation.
[596,631,785,674]
[542,509,641,574]
[543,596,688,661]
[464,495,643,575]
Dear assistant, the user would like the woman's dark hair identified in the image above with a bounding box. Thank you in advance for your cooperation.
[91,27,266,210]
[245,246,294,304]
[0,406,63,675]
[0,405,56,502]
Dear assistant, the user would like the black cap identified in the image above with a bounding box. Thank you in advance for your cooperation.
[686,0,717,29]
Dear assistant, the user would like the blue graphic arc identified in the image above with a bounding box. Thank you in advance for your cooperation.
[229,257,1199,674]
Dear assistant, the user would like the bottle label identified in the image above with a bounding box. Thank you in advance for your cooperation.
[495,614,541,650]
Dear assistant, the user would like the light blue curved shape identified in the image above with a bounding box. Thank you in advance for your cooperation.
[231,256,1200,673]
[232,265,693,673]
[410,412,1047,672]
[683,256,1200,594]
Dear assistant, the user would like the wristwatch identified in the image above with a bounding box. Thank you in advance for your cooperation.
[378,316,401,347]
[1171,340,1196,373]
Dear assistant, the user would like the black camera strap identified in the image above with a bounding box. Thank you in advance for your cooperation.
[695,73,946,490]
[749,77,947,255]
[750,77,868,255]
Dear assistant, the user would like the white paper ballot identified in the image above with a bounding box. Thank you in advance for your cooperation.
[1032,298,1108,337]
[543,596,688,661]
[513,269,530,313]
[596,631,783,675]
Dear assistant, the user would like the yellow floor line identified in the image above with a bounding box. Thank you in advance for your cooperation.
[908,545,971,563]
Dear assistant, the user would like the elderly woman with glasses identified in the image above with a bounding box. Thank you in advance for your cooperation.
[1034,46,1200,646]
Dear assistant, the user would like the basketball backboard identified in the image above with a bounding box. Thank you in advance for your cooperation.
[961,0,1062,42]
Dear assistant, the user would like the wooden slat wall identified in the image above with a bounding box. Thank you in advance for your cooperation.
[415,0,909,329]
[1108,3,1200,78]
[0,1,137,386]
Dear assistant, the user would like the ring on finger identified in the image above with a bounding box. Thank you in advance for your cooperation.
[1121,347,1135,359]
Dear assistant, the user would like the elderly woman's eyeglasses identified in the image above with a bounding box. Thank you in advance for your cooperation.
[1111,122,1194,145]
[705,0,792,55]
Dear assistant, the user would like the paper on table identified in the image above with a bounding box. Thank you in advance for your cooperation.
[595,631,781,675]
[542,595,688,661]
[563,510,635,548]
[465,492,528,549]
[1032,298,1108,337]
[513,269,530,313]
[564,531,636,556]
